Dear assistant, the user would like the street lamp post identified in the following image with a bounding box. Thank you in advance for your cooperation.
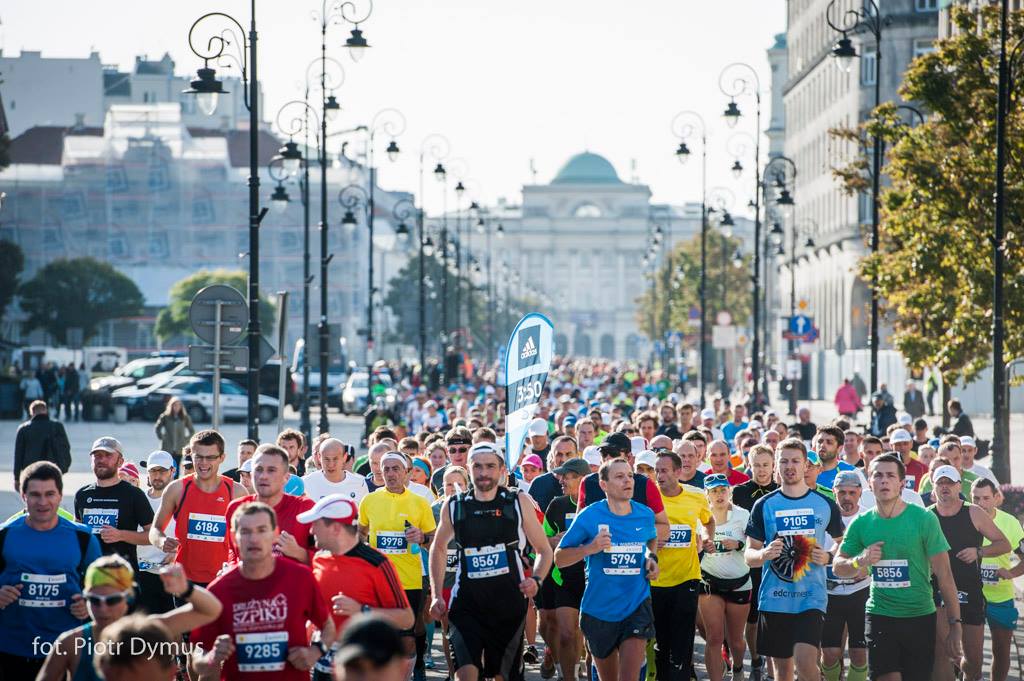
[827,0,883,398]
[184,8,266,438]
[764,157,797,413]
[672,111,709,408]
[709,188,736,396]
[719,62,763,403]
[418,135,450,381]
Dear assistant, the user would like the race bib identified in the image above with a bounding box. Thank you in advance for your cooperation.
[445,549,459,574]
[826,565,857,589]
[464,544,510,579]
[603,543,645,576]
[375,531,408,555]
[904,476,915,490]
[564,513,576,526]
[314,645,336,675]
[186,513,227,543]
[82,507,119,534]
[872,560,910,588]
[19,573,67,608]
[235,631,288,672]
[774,508,815,537]
[666,524,692,548]
[981,565,1000,585]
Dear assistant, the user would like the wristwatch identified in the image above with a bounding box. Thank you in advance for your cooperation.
[361,604,372,614]
[175,581,195,601]
[948,617,962,625]
[314,640,328,656]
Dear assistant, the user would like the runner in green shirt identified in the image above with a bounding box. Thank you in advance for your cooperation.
[971,477,1024,681]
[834,453,961,681]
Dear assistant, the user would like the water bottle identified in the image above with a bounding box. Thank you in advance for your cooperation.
[405,521,420,555]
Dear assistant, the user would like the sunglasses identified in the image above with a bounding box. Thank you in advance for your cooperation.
[449,446,470,454]
[705,473,729,483]
[85,591,131,607]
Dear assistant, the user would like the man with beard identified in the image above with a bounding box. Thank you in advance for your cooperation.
[429,442,552,681]
[528,435,578,520]
[150,430,248,586]
[813,425,860,490]
[75,437,154,572]
[136,451,177,614]
[743,438,843,681]
[820,472,870,681]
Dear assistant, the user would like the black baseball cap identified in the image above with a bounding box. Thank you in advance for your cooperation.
[552,458,591,476]
[604,432,632,453]
[334,614,405,667]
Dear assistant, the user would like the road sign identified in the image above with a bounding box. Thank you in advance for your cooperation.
[834,334,847,357]
[805,326,820,343]
[256,335,275,368]
[688,306,700,320]
[788,314,813,337]
[716,311,732,326]
[189,285,248,345]
[798,299,809,311]
[188,345,249,373]
[712,325,737,349]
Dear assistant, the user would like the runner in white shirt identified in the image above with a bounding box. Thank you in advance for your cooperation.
[136,451,177,615]
[960,436,998,484]
[302,438,369,503]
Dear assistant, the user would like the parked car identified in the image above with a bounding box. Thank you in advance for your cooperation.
[290,338,348,411]
[341,372,397,415]
[81,355,185,420]
[145,376,279,424]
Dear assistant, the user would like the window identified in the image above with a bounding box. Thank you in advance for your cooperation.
[915,0,938,11]
[861,50,877,86]
[914,39,936,58]
[573,203,602,218]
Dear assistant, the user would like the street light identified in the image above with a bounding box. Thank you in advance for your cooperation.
[419,134,451,379]
[672,110,708,407]
[762,156,798,414]
[720,61,764,402]
[324,94,341,121]
[827,0,883,398]
[184,9,265,438]
[269,181,291,214]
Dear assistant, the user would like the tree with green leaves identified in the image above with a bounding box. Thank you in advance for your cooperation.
[830,5,1024,391]
[0,239,24,321]
[635,229,751,348]
[155,269,276,342]
[19,257,144,344]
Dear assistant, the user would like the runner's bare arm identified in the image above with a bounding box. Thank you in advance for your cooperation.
[155,564,223,635]
[970,504,1010,559]
[700,515,717,552]
[149,479,182,551]
[230,482,248,498]
[102,524,152,546]
[653,509,669,543]
[930,550,962,622]
[744,536,783,568]
[520,491,553,582]
[428,499,454,601]
[36,629,77,681]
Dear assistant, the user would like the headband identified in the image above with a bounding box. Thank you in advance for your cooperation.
[380,452,409,468]
[84,560,134,592]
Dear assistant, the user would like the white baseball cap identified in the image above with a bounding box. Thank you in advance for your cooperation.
[634,450,658,471]
[932,465,961,484]
[297,494,359,525]
[959,436,977,447]
[629,436,647,455]
[583,446,602,466]
[897,413,913,426]
[890,429,913,444]
[145,451,174,471]
[700,408,716,420]
[239,458,254,473]
[528,418,548,436]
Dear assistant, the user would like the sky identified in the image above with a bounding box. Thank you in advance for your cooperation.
[2,0,786,212]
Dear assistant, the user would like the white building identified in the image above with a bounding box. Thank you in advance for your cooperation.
[780,0,938,395]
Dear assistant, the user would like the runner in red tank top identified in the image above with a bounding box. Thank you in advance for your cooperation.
[149,430,247,584]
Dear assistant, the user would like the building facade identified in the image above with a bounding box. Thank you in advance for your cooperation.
[780,0,938,367]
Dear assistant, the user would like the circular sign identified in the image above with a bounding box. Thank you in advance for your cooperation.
[189,284,249,345]
[716,311,732,326]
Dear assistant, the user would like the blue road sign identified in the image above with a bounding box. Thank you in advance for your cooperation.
[789,314,813,336]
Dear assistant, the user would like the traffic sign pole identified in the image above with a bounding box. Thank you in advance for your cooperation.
[213,301,222,431]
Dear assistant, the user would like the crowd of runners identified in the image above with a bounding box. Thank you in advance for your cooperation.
[1,361,1022,681]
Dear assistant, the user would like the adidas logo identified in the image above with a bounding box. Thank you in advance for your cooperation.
[521,336,538,360]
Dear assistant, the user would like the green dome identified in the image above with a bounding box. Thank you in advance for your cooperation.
[551,152,622,185]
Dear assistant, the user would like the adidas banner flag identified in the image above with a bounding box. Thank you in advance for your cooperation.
[503,312,555,470]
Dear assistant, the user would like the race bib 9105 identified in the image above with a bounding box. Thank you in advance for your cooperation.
[774,508,815,537]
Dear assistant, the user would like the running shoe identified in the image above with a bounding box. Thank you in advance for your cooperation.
[524,644,540,665]
[750,657,764,681]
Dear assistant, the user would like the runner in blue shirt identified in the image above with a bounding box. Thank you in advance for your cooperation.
[556,459,658,681]
[813,425,859,491]
[0,462,101,679]
[744,438,844,681]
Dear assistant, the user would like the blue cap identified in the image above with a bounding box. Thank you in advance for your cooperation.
[704,473,730,489]
[928,438,940,448]
[564,415,578,426]
[806,450,821,466]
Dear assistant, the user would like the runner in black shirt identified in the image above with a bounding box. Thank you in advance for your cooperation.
[74,437,154,571]
[730,444,778,681]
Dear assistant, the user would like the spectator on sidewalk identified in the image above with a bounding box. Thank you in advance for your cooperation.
[18,371,44,418]
[154,397,194,466]
[869,392,897,437]
[903,380,926,419]
[948,399,975,438]
[833,378,861,418]
[13,400,72,492]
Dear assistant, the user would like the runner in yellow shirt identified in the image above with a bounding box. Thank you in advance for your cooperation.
[652,450,715,681]
[971,477,1024,681]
